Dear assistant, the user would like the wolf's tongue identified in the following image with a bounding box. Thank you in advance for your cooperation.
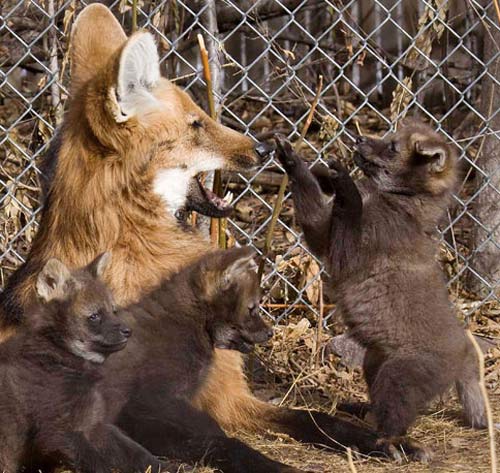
[185,175,234,218]
[204,187,234,209]
[205,188,225,208]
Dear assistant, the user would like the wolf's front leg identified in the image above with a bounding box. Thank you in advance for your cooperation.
[57,423,163,473]
[81,423,165,473]
[274,135,332,259]
[36,426,159,473]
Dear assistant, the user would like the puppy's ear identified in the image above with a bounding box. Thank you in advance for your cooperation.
[108,32,161,123]
[220,247,257,290]
[199,248,257,299]
[87,252,112,279]
[36,259,74,302]
[413,136,449,173]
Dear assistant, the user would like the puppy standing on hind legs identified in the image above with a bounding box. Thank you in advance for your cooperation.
[275,122,487,461]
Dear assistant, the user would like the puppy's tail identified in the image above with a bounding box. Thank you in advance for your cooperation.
[456,334,488,429]
[456,375,487,428]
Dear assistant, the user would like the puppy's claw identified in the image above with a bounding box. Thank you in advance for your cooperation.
[400,438,433,463]
[223,191,234,205]
[274,134,300,173]
[328,169,340,180]
[388,444,403,464]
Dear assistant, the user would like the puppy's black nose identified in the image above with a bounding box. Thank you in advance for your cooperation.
[120,326,132,338]
[254,142,274,159]
[267,328,274,339]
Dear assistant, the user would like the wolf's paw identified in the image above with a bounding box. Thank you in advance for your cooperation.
[274,134,301,174]
[400,439,434,463]
[376,437,433,464]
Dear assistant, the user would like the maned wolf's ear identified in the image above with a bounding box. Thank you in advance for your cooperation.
[71,4,127,91]
[36,259,74,302]
[413,135,448,173]
[87,252,112,279]
[111,32,161,123]
[221,247,258,290]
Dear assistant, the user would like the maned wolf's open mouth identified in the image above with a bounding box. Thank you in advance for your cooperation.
[184,175,234,218]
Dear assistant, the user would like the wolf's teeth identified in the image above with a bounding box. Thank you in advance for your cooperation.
[223,191,234,205]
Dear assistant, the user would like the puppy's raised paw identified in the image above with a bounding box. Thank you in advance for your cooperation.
[326,160,351,183]
[274,134,301,174]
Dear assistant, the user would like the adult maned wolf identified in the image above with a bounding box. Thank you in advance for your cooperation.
[0,3,412,461]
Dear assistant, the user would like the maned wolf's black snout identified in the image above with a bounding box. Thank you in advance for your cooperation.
[254,142,274,159]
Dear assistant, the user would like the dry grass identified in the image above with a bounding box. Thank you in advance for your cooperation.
[244,399,500,472]
[167,396,500,472]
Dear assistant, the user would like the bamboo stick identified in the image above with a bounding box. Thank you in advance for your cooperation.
[131,0,138,32]
[197,30,226,248]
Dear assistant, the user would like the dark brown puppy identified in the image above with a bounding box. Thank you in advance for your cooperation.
[0,254,163,473]
[100,246,305,473]
[275,121,486,460]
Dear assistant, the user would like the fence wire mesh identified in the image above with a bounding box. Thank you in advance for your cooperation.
[1,0,500,332]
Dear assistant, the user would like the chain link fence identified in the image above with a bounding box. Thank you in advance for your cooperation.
[1,0,500,333]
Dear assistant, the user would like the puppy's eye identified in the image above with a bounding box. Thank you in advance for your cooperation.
[390,141,399,153]
[88,312,101,323]
[190,119,203,129]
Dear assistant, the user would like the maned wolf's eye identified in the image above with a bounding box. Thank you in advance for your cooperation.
[390,140,399,153]
[88,312,101,323]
